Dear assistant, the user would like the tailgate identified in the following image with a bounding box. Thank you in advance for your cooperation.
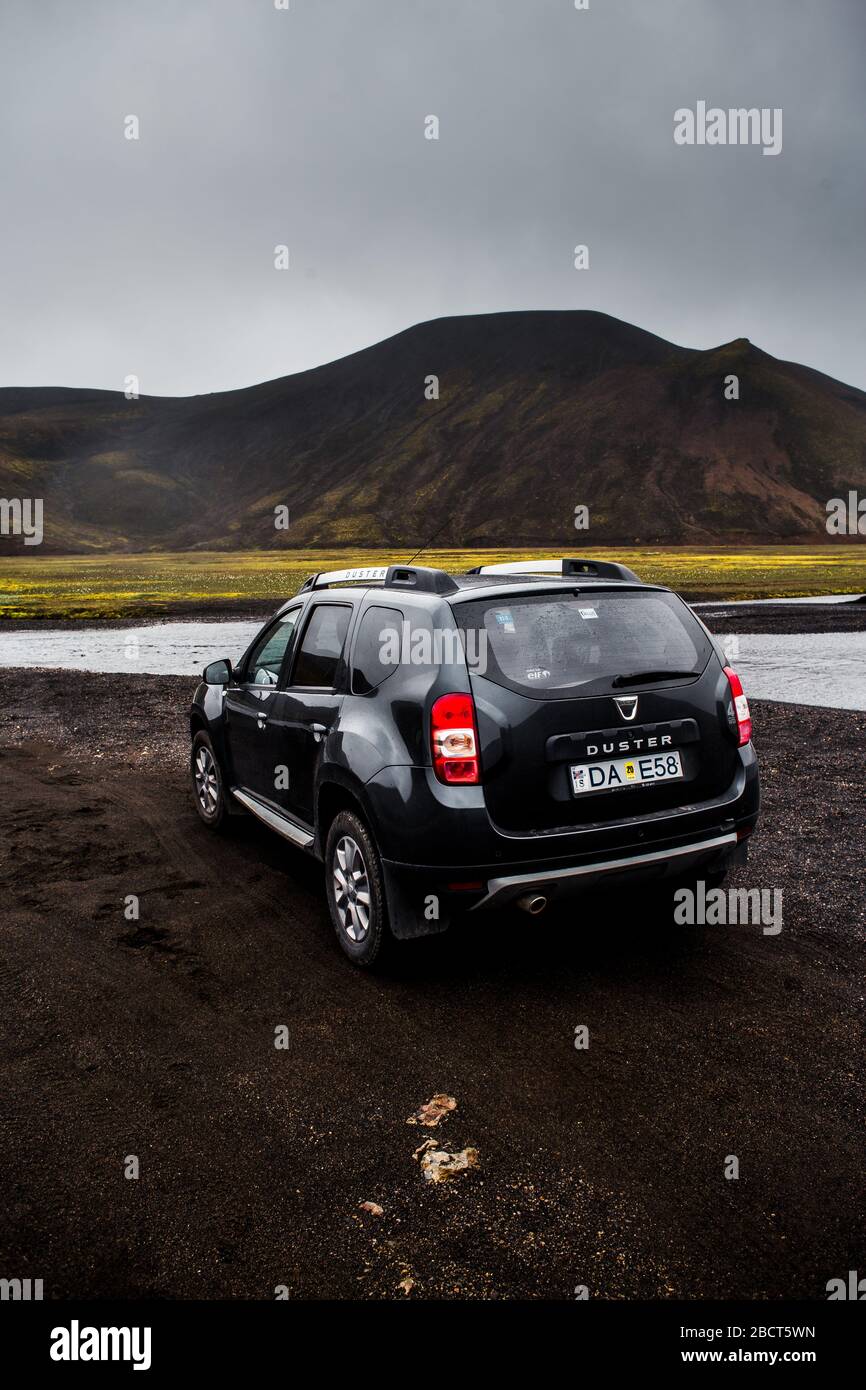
[454,587,739,833]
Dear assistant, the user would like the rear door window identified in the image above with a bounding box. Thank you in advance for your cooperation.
[351,605,403,694]
[290,604,352,688]
[454,590,709,698]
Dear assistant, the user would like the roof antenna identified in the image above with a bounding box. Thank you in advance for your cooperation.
[406,515,454,566]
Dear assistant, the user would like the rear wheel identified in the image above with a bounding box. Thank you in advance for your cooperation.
[325,811,390,967]
[191,731,231,832]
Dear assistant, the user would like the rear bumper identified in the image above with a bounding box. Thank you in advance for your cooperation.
[382,818,749,924]
[469,830,740,910]
[371,747,758,935]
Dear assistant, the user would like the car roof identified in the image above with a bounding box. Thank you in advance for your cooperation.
[273,572,667,618]
[447,574,667,600]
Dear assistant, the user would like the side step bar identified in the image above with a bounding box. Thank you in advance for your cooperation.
[231,788,315,851]
[471,831,738,910]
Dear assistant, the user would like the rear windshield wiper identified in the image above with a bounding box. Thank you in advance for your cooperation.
[611,669,697,688]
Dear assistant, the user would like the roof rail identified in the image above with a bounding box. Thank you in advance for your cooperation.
[299,563,459,596]
[466,557,641,583]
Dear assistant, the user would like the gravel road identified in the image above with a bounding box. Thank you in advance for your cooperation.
[0,661,863,1300]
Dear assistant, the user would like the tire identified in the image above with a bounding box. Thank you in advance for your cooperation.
[324,810,390,967]
[190,730,231,832]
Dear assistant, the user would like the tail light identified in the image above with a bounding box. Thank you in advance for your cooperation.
[430,692,481,784]
[724,666,752,746]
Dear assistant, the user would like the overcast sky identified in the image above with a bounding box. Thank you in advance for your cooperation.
[0,0,863,396]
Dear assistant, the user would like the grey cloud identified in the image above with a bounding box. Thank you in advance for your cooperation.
[0,0,863,394]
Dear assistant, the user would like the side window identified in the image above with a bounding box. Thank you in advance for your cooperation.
[290,605,352,688]
[245,610,301,687]
[351,606,403,694]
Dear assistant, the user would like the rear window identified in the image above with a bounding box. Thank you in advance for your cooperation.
[454,590,709,698]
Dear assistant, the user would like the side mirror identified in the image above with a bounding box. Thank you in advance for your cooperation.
[203,658,232,686]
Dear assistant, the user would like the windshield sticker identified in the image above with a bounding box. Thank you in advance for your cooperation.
[525,667,550,681]
[578,607,598,619]
[493,609,515,634]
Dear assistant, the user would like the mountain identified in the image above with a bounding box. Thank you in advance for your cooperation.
[1,310,865,553]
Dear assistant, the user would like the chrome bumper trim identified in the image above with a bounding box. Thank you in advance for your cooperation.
[471,831,738,910]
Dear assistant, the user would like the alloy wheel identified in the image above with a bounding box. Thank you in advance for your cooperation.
[194,744,219,816]
[332,835,371,942]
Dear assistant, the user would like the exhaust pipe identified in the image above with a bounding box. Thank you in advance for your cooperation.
[517,892,547,916]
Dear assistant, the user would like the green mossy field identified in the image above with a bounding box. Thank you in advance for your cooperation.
[1,546,864,620]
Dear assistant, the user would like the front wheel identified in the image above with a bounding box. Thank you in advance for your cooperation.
[325,811,390,967]
[191,730,231,832]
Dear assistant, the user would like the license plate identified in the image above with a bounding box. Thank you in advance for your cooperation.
[570,751,684,795]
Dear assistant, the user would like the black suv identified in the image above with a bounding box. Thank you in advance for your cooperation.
[189,557,759,965]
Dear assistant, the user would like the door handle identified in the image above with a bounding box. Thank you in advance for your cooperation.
[311,722,327,743]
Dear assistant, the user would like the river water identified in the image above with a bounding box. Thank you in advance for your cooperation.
[0,617,863,710]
